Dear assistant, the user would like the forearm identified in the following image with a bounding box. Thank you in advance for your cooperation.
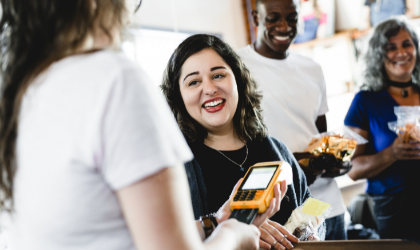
[348,146,396,180]
[406,0,416,18]
[315,115,327,133]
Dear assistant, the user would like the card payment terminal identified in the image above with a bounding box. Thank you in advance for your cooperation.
[229,161,293,224]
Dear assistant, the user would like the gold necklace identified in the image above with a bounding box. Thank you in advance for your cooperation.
[215,144,248,171]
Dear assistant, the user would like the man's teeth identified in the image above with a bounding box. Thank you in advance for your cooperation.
[274,36,289,41]
[204,99,224,108]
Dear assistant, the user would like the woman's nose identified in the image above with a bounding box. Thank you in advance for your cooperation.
[397,46,408,57]
[202,79,218,95]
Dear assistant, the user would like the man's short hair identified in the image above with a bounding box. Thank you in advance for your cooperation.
[255,0,299,10]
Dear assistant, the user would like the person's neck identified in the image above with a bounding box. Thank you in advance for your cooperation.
[388,85,416,96]
[204,129,245,151]
[387,74,412,83]
[386,75,415,94]
[78,28,120,54]
[253,41,289,60]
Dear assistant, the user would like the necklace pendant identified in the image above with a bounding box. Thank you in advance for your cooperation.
[215,144,248,171]
[402,89,409,98]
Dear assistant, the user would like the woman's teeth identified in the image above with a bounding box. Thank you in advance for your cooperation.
[204,99,224,108]
[274,36,289,41]
[395,59,409,65]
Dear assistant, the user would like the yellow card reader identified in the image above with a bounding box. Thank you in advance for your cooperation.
[229,161,293,224]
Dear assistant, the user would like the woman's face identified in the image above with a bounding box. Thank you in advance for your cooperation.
[179,49,239,134]
[384,29,417,82]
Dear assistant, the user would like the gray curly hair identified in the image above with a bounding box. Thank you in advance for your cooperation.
[363,17,420,91]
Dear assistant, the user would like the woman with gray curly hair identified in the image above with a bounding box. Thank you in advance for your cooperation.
[345,17,420,241]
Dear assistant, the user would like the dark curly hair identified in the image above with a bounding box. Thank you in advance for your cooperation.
[363,17,420,91]
[161,34,267,143]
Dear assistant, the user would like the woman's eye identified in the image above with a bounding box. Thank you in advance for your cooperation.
[386,46,396,51]
[213,74,225,80]
[403,43,413,48]
[189,81,199,86]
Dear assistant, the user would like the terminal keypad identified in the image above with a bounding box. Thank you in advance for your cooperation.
[233,190,264,201]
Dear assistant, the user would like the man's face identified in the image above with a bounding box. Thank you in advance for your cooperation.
[253,0,298,56]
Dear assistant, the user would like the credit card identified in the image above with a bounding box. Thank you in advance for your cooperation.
[229,208,259,224]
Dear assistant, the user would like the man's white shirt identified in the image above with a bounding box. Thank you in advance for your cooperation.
[237,45,346,218]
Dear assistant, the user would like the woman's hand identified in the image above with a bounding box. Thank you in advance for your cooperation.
[259,220,298,250]
[216,179,287,227]
[391,137,420,160]
[210,219,260,250]
[252,181,286,226]
[215,179,243,223]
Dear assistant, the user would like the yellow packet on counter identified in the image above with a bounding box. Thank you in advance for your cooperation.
[302,198,331,217]
[284,198,332,241]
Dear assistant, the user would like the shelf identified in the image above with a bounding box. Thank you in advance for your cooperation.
[290,29,357,51]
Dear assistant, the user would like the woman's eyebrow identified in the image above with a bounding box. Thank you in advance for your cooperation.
[183,71,199,82]
[211,66,226,71]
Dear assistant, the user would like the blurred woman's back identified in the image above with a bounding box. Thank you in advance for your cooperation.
[9,51,168,249]
[0,1,192,249]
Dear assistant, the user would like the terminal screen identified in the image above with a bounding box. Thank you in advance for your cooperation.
[241,166,277,190]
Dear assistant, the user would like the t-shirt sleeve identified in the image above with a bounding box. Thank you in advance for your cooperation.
[344,92,369,130]
[97,64,193,190]
[365,0,370,6]
[317,66,329,116]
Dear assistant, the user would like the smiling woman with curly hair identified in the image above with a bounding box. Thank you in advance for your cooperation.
[161,34,325,249]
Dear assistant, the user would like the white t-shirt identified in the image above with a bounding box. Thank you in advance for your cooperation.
[237,45,345,218]
[1,50,193,249]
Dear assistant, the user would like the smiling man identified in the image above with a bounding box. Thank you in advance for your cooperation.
[236,0,347,241]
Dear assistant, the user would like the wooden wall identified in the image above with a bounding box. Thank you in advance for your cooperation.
[242,0,257,44]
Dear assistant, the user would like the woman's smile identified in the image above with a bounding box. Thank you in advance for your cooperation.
[202,98,226,113]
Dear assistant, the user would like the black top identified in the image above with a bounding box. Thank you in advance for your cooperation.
[190,140,274,215]
[184,136,323,234]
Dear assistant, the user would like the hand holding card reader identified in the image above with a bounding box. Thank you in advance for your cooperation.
[229,161,293,224]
